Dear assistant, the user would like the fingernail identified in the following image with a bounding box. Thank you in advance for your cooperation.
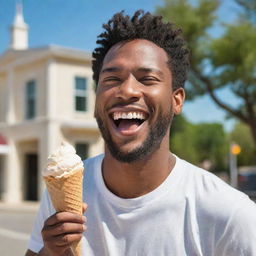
[82,216,86,222]
[83,225,87,231]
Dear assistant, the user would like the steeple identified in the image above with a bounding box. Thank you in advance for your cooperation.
[9,1,29,50]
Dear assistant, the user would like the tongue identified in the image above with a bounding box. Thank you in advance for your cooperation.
[118,120,140,132]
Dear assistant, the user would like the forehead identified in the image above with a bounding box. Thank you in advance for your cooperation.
[101,39,170,72]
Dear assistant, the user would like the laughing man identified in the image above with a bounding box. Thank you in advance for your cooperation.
[26,10,256,256]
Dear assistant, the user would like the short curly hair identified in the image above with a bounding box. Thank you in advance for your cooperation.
[92,10,189,90]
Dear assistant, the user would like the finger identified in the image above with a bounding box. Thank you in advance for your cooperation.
[82,203,88,213]
[44,243,73,256]
[43,222,86,236]
[54,233,84,246]
[44,212,85,226]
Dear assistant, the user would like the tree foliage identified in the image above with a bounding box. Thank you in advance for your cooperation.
[157,0,256,146]
[229,122,256,166]
[235,0,256,22]
[170,115,228,172]
[170,115,199,163]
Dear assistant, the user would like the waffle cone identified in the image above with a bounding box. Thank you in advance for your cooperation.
[44,168,84,256]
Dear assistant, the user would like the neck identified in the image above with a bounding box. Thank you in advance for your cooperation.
[102,136,176,198]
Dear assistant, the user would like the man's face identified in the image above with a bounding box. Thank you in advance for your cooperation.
[94,39,184,162]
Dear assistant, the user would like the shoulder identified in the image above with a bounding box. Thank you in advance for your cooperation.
[179,157,244,197]
[178,158,256,252]
[215,195,256,254]
[177,157,254,218]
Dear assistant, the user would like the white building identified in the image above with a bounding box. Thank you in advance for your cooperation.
[0,4,103,203]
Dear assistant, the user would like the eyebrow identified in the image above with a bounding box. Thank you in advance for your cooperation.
[137,67,164,77]
[101,67,122,74]
[101,66,165,77]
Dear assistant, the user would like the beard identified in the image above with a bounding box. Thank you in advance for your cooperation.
[95,108,173,163]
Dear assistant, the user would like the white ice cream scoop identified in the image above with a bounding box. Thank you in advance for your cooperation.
[43,141,84,178]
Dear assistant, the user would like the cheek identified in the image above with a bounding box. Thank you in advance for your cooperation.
[147,85,171,97]
[97,85,116,100]
[94,88,114,116]
[94,94,104,117]
[145,87,172,109]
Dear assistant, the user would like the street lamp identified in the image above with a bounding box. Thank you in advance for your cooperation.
[229,143,241,188]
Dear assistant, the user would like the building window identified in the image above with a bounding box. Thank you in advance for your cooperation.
[75,77,88,112]
[75,143,89,160]
[25,80,36,119]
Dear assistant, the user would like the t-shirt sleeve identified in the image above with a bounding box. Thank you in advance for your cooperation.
[215,198,256,256]
[27,190,55,253]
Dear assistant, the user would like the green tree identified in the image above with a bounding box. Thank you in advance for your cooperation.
[194,123,228,172]
[170,115,228,172]
[235,0,256,22]
[170,115,199,164]
[229,122,256,166]
[157,0,256,146]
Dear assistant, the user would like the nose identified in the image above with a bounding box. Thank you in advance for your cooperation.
[116,75,142,101]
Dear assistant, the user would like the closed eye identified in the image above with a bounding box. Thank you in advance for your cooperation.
[139,76,160,85]
[104,77,121,81]
[102,77,121,85]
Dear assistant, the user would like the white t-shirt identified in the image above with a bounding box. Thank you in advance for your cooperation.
[28,154,256,255]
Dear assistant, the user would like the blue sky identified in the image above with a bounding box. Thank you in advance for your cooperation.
[0,0,240,131]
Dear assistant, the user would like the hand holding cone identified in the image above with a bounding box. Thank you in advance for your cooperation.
[43,142,84,256]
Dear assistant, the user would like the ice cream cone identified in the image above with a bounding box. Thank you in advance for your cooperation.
[44,168,84,256]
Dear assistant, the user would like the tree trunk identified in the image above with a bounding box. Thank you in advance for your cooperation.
[249,120,256,149]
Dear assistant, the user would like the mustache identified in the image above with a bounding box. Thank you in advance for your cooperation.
[106,101,151,113]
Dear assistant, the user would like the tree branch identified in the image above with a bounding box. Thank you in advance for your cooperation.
[243,86,255,120]
[191,68,250,123]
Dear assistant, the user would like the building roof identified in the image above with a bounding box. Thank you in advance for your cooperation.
[0,45,92,69]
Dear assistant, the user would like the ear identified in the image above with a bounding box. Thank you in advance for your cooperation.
[172,88,185,115]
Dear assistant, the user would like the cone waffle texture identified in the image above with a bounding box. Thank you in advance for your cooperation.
[44,168,84,256]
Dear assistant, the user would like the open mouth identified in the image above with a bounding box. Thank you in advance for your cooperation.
[111,111,148,133]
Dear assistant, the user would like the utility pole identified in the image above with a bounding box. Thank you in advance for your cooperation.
[229,143,241,188]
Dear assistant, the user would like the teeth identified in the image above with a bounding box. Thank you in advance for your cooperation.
[113,112,146,120]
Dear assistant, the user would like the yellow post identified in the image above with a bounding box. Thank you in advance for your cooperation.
[231,144,241,155]
[229,143,241,188]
